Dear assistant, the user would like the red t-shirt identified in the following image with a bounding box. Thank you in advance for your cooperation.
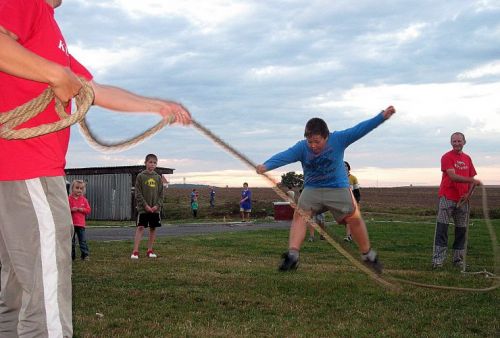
[0,0,92,180]
[438,150,477,202]
[68,195,91,227]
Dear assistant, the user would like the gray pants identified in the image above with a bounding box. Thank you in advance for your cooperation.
[0,177,73,337]
[432,196,469,265]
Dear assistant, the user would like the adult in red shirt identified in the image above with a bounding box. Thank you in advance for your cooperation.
[432,132,482,269]
[0,0,191,336]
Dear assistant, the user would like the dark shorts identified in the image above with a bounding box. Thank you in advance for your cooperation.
[136,212,161,228]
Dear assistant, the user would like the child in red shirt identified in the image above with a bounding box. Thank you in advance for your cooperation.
[69,180,91,261]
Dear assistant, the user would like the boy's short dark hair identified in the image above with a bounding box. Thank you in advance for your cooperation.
[145,153,158,162]
[304,118,329,139]
[344,161,351,171]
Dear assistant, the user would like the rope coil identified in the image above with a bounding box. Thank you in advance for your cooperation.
[0,80,94,139]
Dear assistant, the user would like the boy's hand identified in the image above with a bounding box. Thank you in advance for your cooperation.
[256,164,267,174]
[145,205,154,213]
[382,106,396,120]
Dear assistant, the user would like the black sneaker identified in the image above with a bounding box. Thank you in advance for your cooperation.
[278,252,299,271]
[362,252,383,275]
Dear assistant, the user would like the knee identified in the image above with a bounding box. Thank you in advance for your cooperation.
[344,208,362,225]
[434,222,449,245]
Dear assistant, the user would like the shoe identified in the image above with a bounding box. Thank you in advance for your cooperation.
[278,252,299,271]
[130,251,139,259]
[432,263,443,269]
[147,250,157,258]
[82,256,90,261]
[362,250,383,275]
[320,235,325,240]
[344,235,352,242]
[308,236,315,242]
[453,261,465,269]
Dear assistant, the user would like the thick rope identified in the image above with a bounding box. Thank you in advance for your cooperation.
[78,114,175,152]
[192,120,398,291]
[2,84,496,292]
[193,121,498,292]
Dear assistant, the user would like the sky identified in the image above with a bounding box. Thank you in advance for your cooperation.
[59,0,500,187]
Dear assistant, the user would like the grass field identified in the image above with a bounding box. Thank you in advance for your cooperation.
[73,217,499,337]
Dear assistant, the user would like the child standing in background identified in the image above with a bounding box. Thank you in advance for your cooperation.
[191,194,199,217]
[240,182,252,222]
[131,154,164,259]
[69,180,91,261]
[344,161,361,242]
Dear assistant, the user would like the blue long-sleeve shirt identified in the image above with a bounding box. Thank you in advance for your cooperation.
[263,112,385,188]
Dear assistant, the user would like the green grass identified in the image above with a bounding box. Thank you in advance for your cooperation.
[73,219,499,337]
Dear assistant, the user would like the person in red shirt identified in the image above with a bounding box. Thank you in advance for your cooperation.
[0,1,191,336]
[432,132,482,269]
[69,180,91,261]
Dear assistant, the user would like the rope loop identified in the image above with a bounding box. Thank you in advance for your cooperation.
[0,79,94,139]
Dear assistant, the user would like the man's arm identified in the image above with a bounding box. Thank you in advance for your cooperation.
[0,26,82,105]
[445,169,482,185]
[134,175,148,209]
[91,81,191,125]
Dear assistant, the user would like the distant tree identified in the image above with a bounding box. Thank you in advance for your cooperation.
[280,171,304,188]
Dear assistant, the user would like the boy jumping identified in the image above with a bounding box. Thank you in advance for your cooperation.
[256,106,396,273]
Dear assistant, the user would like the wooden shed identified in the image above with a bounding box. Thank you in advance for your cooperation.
[65,166,174,221]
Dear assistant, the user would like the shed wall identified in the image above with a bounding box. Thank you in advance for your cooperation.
[66,173,133,220]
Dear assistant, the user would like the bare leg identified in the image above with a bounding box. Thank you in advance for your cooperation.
[288,209,312,251]
[240,211,245,221]
[133,226,145,253]
[345,223,352,237]
[344,207,370,253]
[148,227,157,251]
[308,224,315,238]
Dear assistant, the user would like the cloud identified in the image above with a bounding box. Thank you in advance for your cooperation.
[457,61,500,80]
[91,0,253,33]
[308,82,500,134]
[59,0,500,187]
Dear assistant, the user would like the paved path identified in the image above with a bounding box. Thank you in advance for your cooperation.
[86,221,292,241]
